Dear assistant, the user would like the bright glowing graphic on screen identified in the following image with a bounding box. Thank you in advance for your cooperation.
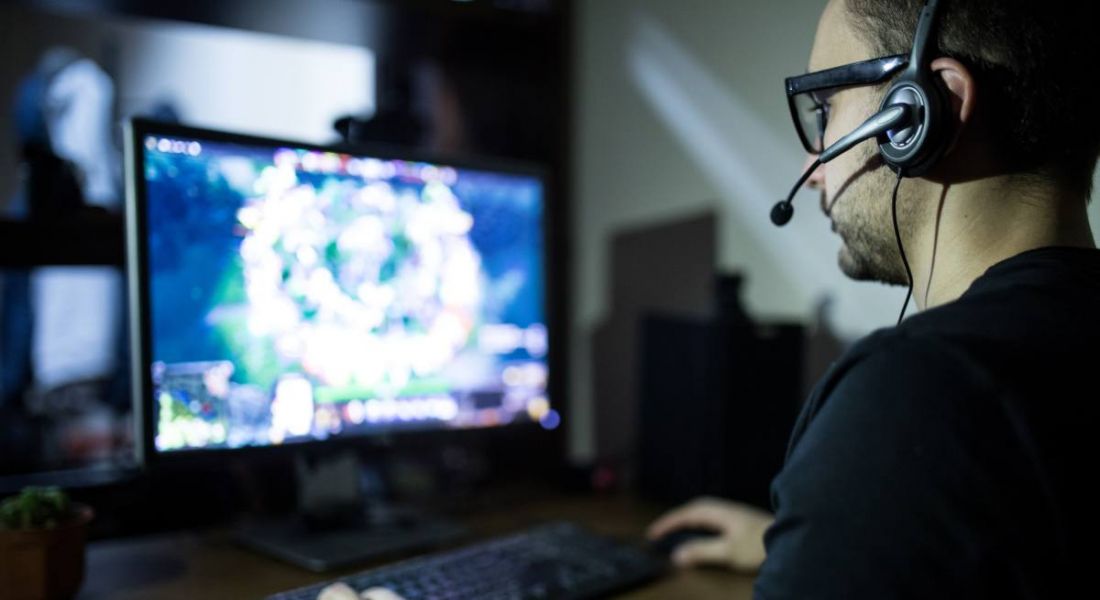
[140,133,549,452]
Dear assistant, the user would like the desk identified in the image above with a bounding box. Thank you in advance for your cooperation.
[79,493,756,600]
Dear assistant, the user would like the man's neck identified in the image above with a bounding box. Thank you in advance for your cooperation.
[906,175,1097,311]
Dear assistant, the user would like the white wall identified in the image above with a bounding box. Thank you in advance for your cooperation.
[0,5,376,210]
[111,20,375,144]
[569,0,1100,462]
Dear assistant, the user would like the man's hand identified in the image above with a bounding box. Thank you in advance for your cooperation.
[646,496,775,573]
[316,582,404,600]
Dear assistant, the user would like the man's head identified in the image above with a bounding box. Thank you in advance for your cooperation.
[805,0,1100,284]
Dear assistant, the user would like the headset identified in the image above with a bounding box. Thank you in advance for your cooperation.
[878,0,951,176]
[771,0,949,323]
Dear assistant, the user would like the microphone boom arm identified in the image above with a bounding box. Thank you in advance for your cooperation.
[771,104,914,226]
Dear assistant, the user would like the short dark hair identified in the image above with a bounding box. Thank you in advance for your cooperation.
[845,0,1100,197]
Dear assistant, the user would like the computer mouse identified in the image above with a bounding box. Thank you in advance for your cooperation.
[649,527,722,557]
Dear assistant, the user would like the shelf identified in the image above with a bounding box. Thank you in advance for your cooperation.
[0,215,124,268]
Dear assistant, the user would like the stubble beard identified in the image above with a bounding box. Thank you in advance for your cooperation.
[830,145,914,287]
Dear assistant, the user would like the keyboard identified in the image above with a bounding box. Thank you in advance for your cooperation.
[267,521,667,600]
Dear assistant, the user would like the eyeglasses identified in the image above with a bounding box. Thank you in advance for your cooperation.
[786,54,909,154]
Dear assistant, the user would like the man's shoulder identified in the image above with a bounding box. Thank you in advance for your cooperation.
[782,327,1031,506]
[791,327,1000,457]
[818,327,995,409]
[895,246,1100,344]
[762,324,1061,600]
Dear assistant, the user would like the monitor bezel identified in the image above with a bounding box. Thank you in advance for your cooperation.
[125,117,561,467]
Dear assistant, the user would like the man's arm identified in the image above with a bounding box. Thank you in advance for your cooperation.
[753,335,1047,599]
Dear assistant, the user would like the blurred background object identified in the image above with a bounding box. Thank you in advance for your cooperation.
[2,45,129,480]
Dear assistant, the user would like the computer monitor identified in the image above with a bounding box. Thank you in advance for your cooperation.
[124,119,554,464]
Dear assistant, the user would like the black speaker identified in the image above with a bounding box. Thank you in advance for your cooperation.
[637,314,804,509]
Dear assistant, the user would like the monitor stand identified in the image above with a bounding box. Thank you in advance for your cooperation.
[234,451,466,572]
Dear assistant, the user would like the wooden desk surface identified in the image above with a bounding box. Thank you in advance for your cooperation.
[79,493,755,600]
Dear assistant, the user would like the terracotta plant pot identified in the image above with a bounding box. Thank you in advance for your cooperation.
[0,504,93,600]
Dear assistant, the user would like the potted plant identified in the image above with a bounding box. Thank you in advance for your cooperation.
[0,487,93,600]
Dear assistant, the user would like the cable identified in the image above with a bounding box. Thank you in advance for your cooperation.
[891,170,913,325]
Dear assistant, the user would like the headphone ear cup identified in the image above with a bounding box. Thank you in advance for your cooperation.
[878,71,951,177]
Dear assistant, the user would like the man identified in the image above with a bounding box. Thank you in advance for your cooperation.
[323,0,1100,597]
[651,0,1099,597]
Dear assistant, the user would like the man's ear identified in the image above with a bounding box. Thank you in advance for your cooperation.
[930,57,976,154]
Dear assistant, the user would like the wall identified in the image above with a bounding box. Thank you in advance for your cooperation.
[569,0,1100,462]
[0,4,376,211]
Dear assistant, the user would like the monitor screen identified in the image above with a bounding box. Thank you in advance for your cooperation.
[127,122,553,455]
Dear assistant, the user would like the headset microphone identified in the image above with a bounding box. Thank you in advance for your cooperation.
[771,104,915,227]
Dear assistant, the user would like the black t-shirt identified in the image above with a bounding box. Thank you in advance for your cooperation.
[754,246,1100,599]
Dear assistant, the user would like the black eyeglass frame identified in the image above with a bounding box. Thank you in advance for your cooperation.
[785,53,909,154]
